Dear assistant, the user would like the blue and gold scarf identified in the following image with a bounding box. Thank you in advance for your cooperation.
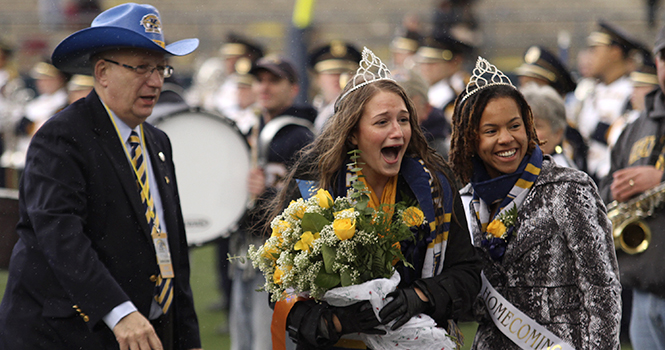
[471,146,543,260]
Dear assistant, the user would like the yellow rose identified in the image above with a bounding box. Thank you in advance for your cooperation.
[271,220,291,238]
[314,189,333,209]
[486,219,506,238]
[294,231,316,253]
[402,207,425,227]
[262,243,280,261]
[273,266,285,285]
[333,218,356,240]
[289,201,307,220]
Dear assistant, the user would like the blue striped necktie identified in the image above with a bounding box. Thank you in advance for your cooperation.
[128,131,173,314]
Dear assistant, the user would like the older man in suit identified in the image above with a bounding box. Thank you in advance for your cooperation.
[0,4,201,350]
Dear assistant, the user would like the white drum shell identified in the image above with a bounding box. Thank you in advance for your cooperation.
[153,109,250,246]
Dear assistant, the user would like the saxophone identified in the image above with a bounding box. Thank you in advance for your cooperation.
[607,181,665,254]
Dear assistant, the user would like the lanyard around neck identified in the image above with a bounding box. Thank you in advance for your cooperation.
[103,103,151,194]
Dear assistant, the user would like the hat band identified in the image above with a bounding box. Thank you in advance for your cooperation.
[314,60,358,73]
[235,73,256,86]
[31,62,61,78]
[630,71,659,86]
[416,47,454,62]
[221,43,247,57]
[390,37,419,53]
[515,64,557,83]
[587,32,613,46]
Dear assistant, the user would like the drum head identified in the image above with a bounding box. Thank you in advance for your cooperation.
[154,109,250,246]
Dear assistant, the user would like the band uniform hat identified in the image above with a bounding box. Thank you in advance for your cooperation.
[30,60,67,79]
[390,29,422,54]
[415,34,473,63]
[587,20,642,54]
[68,74,95,91]
[220,33,264,61]
[308,40,361,74]
[515,46,577,95]
[51,3,199,75]
[250,55,299,84]
[631,49,658,87]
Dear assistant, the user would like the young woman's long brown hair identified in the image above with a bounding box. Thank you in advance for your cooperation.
[267,78,455,229]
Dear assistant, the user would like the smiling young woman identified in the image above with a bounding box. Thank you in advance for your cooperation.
[449,58,621,350]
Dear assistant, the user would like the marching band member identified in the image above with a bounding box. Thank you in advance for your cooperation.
[598,25,665,350]
[309,40,361,133]
[571,21,644,182]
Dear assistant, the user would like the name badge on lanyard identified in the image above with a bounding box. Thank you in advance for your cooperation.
[153,231,174,278]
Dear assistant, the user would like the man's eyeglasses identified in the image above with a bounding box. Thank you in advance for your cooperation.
[103,59,174,78]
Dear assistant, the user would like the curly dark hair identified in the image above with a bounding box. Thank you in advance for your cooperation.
[449,84,540,183]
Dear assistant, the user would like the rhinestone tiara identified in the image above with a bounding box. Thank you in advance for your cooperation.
[338,47,395,102]
[460,57,515,103]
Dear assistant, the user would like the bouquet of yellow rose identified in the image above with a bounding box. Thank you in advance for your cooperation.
[248,153,459,350]
[248,154,425,302]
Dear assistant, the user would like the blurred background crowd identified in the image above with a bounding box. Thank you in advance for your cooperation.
[0,0,663,348]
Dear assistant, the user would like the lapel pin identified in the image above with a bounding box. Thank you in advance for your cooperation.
[158,152,165,162]
[165,176,170,184]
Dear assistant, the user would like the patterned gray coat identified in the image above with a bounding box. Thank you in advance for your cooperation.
[461,157,621,350]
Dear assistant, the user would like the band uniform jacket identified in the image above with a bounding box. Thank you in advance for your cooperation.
[461,157,621,349]
[0,90,200,349]
[598,88,665,299]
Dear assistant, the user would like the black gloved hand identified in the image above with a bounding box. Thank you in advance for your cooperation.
[332,300,386,336]
[379,287,430,330]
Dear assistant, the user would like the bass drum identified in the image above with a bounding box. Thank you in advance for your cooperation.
[153,108,250,246]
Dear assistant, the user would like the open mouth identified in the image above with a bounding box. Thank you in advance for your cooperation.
[140,95,156,103]
[496,149,517,158]
[381,145,402,163]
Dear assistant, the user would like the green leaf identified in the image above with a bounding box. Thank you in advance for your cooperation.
[355,196,369,210]
[301,213,330,233]
[321,244,336,274]
[352,182,365,190]
[315,270,341,289]
[340,269,353,287]
[372,249,385,274]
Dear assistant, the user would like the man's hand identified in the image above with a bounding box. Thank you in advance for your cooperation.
[610,166,664,203]
[247,168,266,197]
[113,311,162,350]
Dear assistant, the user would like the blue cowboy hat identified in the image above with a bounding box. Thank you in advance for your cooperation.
[52,3,199,75]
